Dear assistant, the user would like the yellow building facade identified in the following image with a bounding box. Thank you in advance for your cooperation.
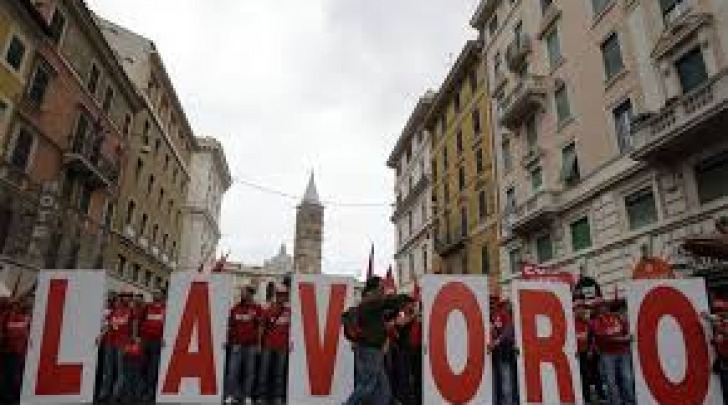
[427,40,500,290]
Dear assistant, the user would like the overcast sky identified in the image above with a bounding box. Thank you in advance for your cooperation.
[86,0,480,278]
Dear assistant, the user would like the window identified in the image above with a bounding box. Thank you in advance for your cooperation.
[140,213,148,234]
[444,182,450,201]
[72,112,91,151]
[135,158,143,180]
[103,202,115,228]
[27,62,51,105]
[152,224,158,243]
[488,15,498,36]
[601,33,624,81]
[506,187,516,211]
[131,264,140,283]
[493,53,502,81]
[116,255,126,277]
[148,175,155,193]
[625,188,658,230]
[458,167,465,191]
[695,152,728,204]
[126,201,135,225]
[48,9,67,44]
[456,131,463,153]
[87,64,100,94]
[592,0,612,16]
[472,109,481,135]
[531,166,543,191]
[561,142,580,185]
[509,248,522,275]
[470,69,479,93]
[536,233,554,262]
[478,190,488,219]
[460,206,468,237]
[454,92,461,114]
[9,128,34,170]
[123,114,132,137]
[443,146,448,167]
[613,99,633,153]
[660,0,685,19]
[164,154,170,170]
[423,248,428,273]
[79,185,92,215]
[525,116,538,152]
[154,138,161,155]
[481,245,490,274]
[545,27,562,69]
[502,139,512,172]
[555,83,572,123]
[102,87,114,112]
[159,188,165,204]
[476,149,484,174]
[541,0,553,13]
[676,48,708,93]
[162,234,168,249]
[570,217,592,251]
[4,35,26,71]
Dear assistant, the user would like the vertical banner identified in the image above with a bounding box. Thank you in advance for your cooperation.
[21,270,105,404]
[156,272,232,403]
[422,275,491,404]
[627,279,722,405]
[288,275,355,405]
[512,281,583,405]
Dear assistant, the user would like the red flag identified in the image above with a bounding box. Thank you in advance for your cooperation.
[383,265,396,294]
[211,253,229,273]
[365,244,374,280]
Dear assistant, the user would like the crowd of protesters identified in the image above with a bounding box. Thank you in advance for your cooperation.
[343,272,728,405]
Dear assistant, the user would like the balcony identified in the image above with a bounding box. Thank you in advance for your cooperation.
[499,75,548,130]
[64,136,120,189]
[508,190,559,235]
[506,34,532,72]
[630,70,728,162]
[434,232,467,256]
[391,175,430,221]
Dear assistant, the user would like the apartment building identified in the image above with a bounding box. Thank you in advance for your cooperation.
[472,0,728,289]
[1,0,143,293]
[99,19,196,295]
[425,40,500,286]
[179,137,231,272]
[387,91,435,291]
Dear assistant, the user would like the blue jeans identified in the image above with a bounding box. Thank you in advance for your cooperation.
[259,348,288,400]
[345,345,391,405]
[599,353,635,405]
[98,345,125,400]
[0,352,24,402]
[142,340,162,400]
[225,344,258,399]
[496,357,517,405]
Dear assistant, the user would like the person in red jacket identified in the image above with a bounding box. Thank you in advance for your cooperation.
[258,285,291,405]
[574,301,605,404]
[705,297,728,405]
[591,299,635,405]
[0,298,31,403]
[225,286,260,404]
[140,290,166,402]
[97,292,134,402]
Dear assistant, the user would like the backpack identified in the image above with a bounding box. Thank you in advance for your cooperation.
[341,306,363,343]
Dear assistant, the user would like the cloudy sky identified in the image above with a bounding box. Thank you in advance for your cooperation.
[87,0,480,278]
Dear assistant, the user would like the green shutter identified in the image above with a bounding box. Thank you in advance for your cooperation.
[626,189,658,229]
[696,152,728,204]
[570,217,592,251]
[536,234,554,262]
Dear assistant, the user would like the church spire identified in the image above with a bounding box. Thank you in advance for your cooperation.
[302,171,321,205]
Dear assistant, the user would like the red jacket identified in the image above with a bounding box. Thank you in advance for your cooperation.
[261,303,291,351]
[228,302,260,346]
[409,319,422,348]
[575,317,591,353]
[712,317,728,359]
[140,302,166,341]
[591,313,630,355]
[105,306,133,347]
[4,311,31,354]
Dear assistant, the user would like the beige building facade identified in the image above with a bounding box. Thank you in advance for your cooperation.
[387,91,435,291]
[471,0,728,290]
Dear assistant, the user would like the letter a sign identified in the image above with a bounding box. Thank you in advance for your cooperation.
[156,271,233,403]
[422,275,491,404]
[288,275,355,405]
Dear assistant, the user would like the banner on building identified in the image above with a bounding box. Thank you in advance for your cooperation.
[288,275,355,405]
[627,279,723,404]
[422,275,492,404]
[512,280,583,405]
[21,270,106,404]
[155,272,233,404]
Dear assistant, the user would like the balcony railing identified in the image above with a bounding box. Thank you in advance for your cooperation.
[391,175,430,221]
[64,135,120,188]
[508,190,559,235]
[434,232,466,256]
[506,33,532,72]
[499,75,548,130]
[630,69,728,161]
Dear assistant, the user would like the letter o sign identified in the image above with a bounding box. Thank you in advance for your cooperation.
[637,286,710,404]
[428,282,485,403]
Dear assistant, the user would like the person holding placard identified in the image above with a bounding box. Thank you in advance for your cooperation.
[225,285,261,405]
[258,284,291,405]
[591,299,635,405]
[489,299,518,405]
[0,298,31,403]
[706,297,728,405]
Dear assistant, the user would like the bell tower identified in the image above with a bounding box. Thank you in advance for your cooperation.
[294,173,323,274]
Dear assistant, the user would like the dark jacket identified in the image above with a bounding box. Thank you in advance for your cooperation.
[357,294,410,349]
